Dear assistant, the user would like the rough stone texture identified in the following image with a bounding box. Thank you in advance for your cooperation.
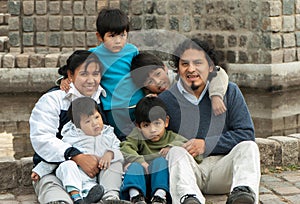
[256,138,281,167]
[268,136,299,166]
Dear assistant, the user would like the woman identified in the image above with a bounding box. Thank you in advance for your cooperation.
[29,50,117,204]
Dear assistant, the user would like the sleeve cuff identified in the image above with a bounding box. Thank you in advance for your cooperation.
[64,147,82,160]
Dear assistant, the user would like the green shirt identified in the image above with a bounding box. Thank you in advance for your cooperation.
[120,127,202,164]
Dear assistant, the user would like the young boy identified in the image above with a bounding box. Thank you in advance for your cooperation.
[31,97,124,204]
[119,96,202,204]
[59,8,144,140]
[130,50,229,116]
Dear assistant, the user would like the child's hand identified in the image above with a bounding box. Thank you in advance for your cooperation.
[211,95,227,116]
[123,162,132,171]
[98,151,114,170]
[159,147,171,157]
[141,162,149,174]
[31,172,40,182]
[60,78,71,92]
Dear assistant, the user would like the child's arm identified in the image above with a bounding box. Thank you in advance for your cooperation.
[98,151,114,170]
[209,67,228,116]
[60,78,71,92]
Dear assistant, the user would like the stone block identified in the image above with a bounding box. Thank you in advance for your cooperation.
[45,53,59,68]
[130,0,143,15]
[270,49,283,63]
[156,0,167,15]
[16,54,29,68]
[22,17,34,32]
[49,32,61,47]
[182,15,191,32]
[73,1,84,14]
[63,16,73,31]
[8,0,21,16]
[85,0,96,15]
[0,161,20,190]
[283,16,295,32]
[49,16,61,31]
[282,33,296,48]
[263,0,282,17]
[256,138,281,167]
[8,16,19,31]
[297,0,300,13]
[288,133,300,163]
[23,1,34,15]
[296,31,300,46]
[283,48,296,62]
[59,53,72,67]
[74,16,85,31]
[35,0,47,15]
[29,54,45,68]
[48,48,60,53]
[74,32,85,47]
[3,54,15,68]
[86,32,97,47]
[283,0,295,15]
[62,32,74,47]
[35,16,48,32]
[269,136,298,166]
[270,34,282,50]
[20,157,33,186]
[284,115,298,129]
[86,16,96,32]
[49,1,60,14]
[23,33,34,46]
[9,47,21,53]
[62,1,72,15]
[263,17,282,32]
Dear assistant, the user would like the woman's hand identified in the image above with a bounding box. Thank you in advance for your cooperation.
[31,172,40,182]
[72,154,99,178]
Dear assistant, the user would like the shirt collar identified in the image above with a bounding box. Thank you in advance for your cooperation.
[64,83,106,103]
[177,78,209,105]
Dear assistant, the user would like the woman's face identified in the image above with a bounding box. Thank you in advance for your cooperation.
[68,62,101,97]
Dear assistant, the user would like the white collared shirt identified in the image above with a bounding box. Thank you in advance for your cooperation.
[177,78,209,105]
[65,83,107,103]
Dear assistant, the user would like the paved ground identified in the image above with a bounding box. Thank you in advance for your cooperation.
[0,170,299,204]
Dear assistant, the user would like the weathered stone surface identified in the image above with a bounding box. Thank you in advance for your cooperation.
[269,136,299,166]
[256,138,281,167]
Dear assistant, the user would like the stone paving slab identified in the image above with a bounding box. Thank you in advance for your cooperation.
[0,170,299,204]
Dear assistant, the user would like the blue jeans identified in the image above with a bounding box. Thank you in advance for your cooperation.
[120,157,170,202]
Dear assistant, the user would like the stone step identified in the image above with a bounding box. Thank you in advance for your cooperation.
[0,134,299,196]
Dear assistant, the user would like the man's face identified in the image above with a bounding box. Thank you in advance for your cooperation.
[144,67,171,94]
[178,48,213,95]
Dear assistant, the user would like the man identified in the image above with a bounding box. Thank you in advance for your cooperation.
[158,38,260,204]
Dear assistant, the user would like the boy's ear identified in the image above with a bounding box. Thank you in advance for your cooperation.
[165,116,170,128]
[96,32,103,43]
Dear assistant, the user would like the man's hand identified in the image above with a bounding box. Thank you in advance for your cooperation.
[72,154,99,178]
[182,138,205,157]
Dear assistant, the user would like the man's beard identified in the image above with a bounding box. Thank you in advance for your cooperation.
[191,82,200,90]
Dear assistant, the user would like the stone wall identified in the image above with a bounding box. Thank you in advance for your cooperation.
[4,0,300,64]
[1,0,300,137]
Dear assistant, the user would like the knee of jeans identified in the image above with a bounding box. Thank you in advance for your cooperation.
[152,156,167,164]
[128,162,143,170]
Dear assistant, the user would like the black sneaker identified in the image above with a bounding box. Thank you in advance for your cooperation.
[131,193,147,204]
[151,195,167,204]
[180,194,201,204]
[226,186,255,204]
[84,184,105,204]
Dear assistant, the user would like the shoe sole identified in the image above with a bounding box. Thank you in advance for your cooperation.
[230,196,254,204]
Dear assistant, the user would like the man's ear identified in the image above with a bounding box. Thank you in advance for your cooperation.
[165,116,170,128]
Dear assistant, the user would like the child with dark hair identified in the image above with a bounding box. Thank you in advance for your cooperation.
[59,8,144,140]
[119,96,202,204]
[130,40,229,116]
[31,97,125,203]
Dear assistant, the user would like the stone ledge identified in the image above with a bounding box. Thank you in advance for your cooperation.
[0,134,299,196]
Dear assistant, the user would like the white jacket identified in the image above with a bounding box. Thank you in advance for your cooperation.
[30,83,106,163]
[33,121,123,178]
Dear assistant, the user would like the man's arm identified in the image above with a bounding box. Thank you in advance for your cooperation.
[211,82,255,155]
